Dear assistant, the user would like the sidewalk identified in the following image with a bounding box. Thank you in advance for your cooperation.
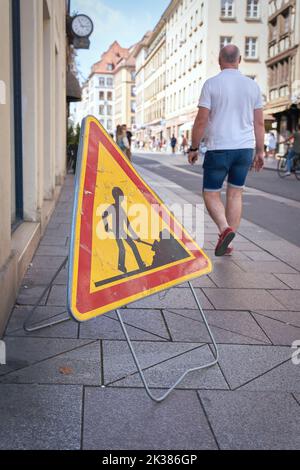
[0,168,300,450]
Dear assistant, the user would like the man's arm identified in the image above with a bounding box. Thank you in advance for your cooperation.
[253,108,265,172]
[188,107,210,165]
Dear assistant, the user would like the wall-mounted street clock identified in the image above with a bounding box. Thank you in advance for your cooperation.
[71,14,94,38]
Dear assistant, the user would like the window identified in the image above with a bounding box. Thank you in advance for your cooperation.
[283,11,290,34]
[11,0,24,227]
[245,37,258,59]
[107,91,112,101]
[131,101,136,113]
[107,105,112,116]
[99,105,105,115]
[221,0,234,18]
[107,119,112,130]
[131,86,136,97]
[99,77,105,87]
[106,77,113,87]
[131,71,135,81]
[246,0,259,19]
[99,91,104,100]
[220,36,232,49]
[106,63,113,71]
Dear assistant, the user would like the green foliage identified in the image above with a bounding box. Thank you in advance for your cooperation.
[67,123,81,147]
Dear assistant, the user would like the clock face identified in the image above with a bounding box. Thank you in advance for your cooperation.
[72,15,93,38]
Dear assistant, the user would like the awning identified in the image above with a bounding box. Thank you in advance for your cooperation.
[264,103,289,115]
[67,70,82,102]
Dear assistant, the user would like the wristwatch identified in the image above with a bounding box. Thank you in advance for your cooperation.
[188,146,199,152]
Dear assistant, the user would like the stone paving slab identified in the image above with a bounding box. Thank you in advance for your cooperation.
[199,391,300,450]
[83,387,218,450]
[163,309,270,345]
[274,274,300,289]
[27,255,67,270]
[0,337,90,376]
[269,290,300,310]
[233,260,298,274]
[40,236,68,246]
[34,245,69,257]
[243,251,280,262]
[110,344,227,390]
[253,240,300,271]
[0,341,101,385]
[22,266,67,286]
[102,340,213,385]
[131,288,214,309]
[252,311,300,346]
[5,306,77,338]
[0,384,82,450]
[239,360,300,392]
[202,288,286,310]
[177,276,216,288]
[216,344,291,389]
[209,271,287,289]
[79,309,170,341]
[16,285,49,306]
[46,285,67,306]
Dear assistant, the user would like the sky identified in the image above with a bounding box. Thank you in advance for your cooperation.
[70,0,170,81]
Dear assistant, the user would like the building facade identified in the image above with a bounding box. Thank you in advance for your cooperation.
[113,46,137,129]
[72,41,132,133]
[135,0,268,144]
[134,25,167,145]
[0,0,67,334]
[265,0,300,136]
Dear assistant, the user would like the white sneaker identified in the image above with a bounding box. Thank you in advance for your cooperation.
[284,171,291,176]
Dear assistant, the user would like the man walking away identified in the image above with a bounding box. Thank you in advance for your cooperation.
[188,44,265,256]
[170,135,177,154]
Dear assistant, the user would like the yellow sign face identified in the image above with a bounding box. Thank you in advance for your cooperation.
[68,116,212,322]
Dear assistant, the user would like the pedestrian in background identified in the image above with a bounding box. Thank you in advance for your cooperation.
[266,131,277,158]
[116,125,130,160]
[188,44,265,256]
[122,124,132,161]
[170,135,177,154]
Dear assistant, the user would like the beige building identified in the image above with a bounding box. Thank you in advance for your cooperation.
[0,0,67,335]
[135,0,269,144]
[114,46,137,129]
[134,26,166,145]
[265,0,300,134]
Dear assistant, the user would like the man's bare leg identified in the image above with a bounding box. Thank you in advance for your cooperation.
[203,191,229,233]
[225,187,243,232]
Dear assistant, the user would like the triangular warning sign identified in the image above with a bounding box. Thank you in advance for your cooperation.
[68,116,212,322]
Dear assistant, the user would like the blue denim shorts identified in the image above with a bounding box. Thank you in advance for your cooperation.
[203,149,254,192]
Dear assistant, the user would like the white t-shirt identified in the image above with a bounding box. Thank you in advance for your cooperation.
[198,69,263,151]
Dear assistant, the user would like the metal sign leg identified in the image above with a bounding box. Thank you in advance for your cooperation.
[23,256,71,332]
[116,280,219,403]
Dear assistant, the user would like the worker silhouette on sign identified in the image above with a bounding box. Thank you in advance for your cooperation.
[102,187,146,274]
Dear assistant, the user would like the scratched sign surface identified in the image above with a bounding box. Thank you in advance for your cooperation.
[67,116,212,322]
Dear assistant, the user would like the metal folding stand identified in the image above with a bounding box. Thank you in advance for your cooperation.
[116,281,219,403]
[23,260,219,403]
